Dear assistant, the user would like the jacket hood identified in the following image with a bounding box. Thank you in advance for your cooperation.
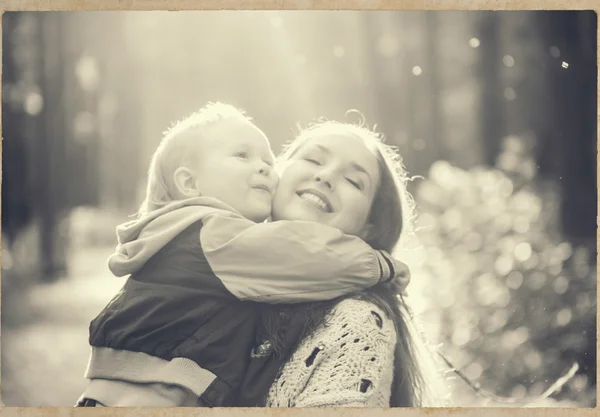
[108,197,240,277]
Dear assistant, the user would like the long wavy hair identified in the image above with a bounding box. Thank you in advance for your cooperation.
[258,119,446,407]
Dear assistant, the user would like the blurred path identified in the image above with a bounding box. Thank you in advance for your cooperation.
[2,245,124,406]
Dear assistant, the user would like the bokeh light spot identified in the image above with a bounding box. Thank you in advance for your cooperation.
[469,37,480,48]
[495,254,514,276]
[514,242,532,262]
[504,87,516,101]
[503,54,515,67]
[506,271,524,290]
[24,91,43,116]
[553,276,569,295]
[452,327,471,347]
[75,56,100,92]
[527,271,547,291]
[555,308,572,326]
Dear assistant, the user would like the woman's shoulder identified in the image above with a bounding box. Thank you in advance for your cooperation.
[332,297,386,312]
[331,297,390,321]
[324,297,396,340]
[267,297,397,407]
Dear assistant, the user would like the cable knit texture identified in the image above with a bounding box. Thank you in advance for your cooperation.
[265,298,397,407]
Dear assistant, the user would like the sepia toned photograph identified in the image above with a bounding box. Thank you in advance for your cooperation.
[1,10,596,409]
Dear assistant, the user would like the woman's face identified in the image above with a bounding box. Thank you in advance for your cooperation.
[271,133,381,237]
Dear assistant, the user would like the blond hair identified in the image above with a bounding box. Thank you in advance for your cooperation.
[138,102,252,217]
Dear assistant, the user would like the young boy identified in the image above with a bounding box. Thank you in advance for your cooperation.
[77,103,407,407]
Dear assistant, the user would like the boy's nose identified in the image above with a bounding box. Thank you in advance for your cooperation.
[258,162,271,176]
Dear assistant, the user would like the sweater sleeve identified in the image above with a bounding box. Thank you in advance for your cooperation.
[267,300,397,408]
[200,212,394,303]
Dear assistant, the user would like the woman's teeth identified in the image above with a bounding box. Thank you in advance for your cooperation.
[299,192,329,212]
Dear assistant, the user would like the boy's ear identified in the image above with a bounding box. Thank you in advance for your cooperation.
[173,167,201,198]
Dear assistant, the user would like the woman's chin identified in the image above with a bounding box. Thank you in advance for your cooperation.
[272,205,323,223]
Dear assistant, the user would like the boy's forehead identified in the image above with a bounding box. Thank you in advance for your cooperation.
[204,119,272,151]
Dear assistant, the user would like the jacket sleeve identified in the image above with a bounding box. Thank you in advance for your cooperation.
[200,212,393,303]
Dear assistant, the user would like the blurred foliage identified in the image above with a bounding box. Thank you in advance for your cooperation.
[414,134,596,406]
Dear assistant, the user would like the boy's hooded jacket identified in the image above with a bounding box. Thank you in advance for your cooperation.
[85,197,393,406]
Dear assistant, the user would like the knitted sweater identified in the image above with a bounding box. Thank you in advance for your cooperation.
[265,299,397,407]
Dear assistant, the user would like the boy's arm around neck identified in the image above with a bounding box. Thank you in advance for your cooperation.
[200,212,393,303]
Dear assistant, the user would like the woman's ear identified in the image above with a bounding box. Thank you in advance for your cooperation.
[173,167,201,198]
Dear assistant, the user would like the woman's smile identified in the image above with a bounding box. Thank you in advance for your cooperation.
[296,189,333,213]
[271,134,380,237]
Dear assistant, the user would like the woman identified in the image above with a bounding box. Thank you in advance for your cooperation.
[243,119,446,407]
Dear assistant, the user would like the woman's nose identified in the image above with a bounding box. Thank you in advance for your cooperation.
[314,171,334,190]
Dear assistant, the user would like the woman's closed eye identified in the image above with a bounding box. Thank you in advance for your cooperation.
[346,177,362,190]
[304,157,322,166]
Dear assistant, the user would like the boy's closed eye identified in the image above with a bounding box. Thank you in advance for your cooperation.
[234,151,249,159]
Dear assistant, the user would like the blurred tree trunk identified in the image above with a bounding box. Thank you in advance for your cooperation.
[491,10,596,394]
[38,12,68,280]
[535,11,596,243]
[2,12,90,281]
[478,11,505,166]
[361,11,444,177]
[102,15,142,212]
[362,12,403,143]
[62,13,141,213]
[435,12,483,169]
[424,12,442,163]
[2,13,34,245]
[1,12,67,281]
[62,14,101,209]
[536,11,597,389]
[491,11,596,243]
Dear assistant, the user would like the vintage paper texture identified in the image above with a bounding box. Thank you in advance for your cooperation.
[0,0,597,416]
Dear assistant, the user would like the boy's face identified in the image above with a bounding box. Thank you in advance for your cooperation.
[191,119,278,222]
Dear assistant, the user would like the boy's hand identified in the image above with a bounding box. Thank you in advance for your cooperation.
[384,259,411,296]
